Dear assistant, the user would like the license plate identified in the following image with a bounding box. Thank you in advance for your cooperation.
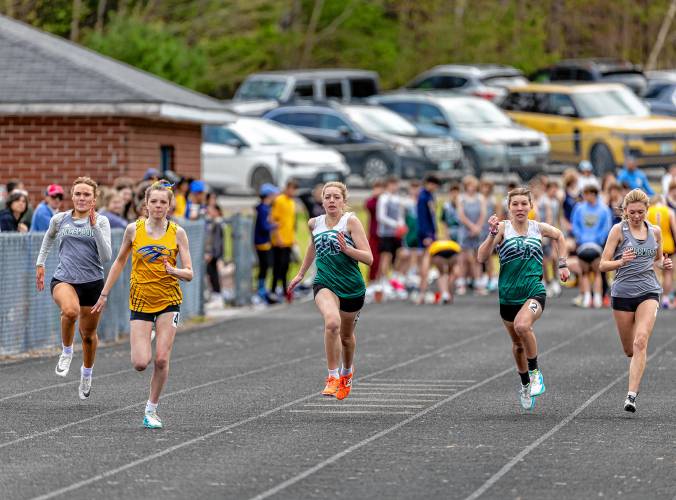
[438,160,452,171]
[323,172,339,181]
[661,142,674,154]
[520,154,535,166]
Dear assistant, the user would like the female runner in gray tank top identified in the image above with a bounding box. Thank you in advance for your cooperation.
[599,189,672,413]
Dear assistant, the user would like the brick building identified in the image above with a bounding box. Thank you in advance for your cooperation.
[0,14,233,200]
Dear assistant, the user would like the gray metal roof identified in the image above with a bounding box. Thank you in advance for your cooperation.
[0,14,228,113]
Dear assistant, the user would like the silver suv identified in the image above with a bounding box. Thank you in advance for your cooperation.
[405,64,528,104]
[371,93,550,180]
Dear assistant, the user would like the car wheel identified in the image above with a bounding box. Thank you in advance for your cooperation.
[462,148,482,177]
[250,166,273,193]
[363,155,391,186]
[590,144,615,176]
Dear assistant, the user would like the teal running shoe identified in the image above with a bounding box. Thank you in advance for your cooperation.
[519,383,534,410]
[529,369,545,397]
[143,411,163,429]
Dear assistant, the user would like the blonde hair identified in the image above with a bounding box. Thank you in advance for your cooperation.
[322,181,350,211]
[507,187,532,206]
[622,189,650,219]
[462,175,479,189]
[71,176,98,196]
[145,180,175,203]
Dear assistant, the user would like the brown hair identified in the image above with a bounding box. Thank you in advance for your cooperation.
[507,187,532,205]
[322,181,350,211]
[71,176,98,196]
[622,188,650,219]
[669,180,676,192]
[462,175,479,189]
[144,180,174,203]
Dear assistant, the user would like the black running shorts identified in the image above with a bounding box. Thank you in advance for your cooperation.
[611,293,660,312]
[50,278,104,307]
[130,304,181,324]
[313,284,365,313]
[499,296,546,323]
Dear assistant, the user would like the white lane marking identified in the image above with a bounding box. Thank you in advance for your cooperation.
[350,387,457,392]
[30,326,506,499]
[332,398,438,403]
[357,383,460,388]
[302,404,424,409]
[247,319,612,500]
[368,379,476,383]
[463,333,676,500]
[290,410,415,415]
[351,392,450,397]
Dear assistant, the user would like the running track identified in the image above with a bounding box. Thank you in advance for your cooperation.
[1,292,675,499]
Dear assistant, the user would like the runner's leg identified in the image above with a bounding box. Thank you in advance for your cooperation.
[627,299,659,394]
[148,312,178,404]
[52,283,79,349]
[315,289,342,372]
[78,306,100,369]
[130,320,154,371]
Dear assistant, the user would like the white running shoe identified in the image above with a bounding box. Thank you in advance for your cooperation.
[529,369,546,397]
[624,394,637,413]
[519,383,534,410]
[549,281,561,297]
[55,352,73,377]
[144,411,163,429]
[582,294,592,308]
[78,374,92,400]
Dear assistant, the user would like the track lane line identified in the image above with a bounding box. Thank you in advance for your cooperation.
[29,325,507,500]
[245,319,612,500]
[464,332,676,500]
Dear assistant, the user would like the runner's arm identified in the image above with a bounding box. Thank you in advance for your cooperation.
[92,214,112,263]
[342,216,373,266]
[91,223,135,313]
[539,222,569,279]
[166,227,193,281]
[477,219,504,263]
[599,224,625,272]
[35,212,64,267]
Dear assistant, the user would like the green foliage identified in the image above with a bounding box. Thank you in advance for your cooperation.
[82,12,207,90]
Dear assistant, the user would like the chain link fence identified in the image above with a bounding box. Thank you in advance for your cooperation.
[0,220,207,356]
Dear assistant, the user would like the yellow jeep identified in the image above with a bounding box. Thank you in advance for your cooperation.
[501,83,676,174]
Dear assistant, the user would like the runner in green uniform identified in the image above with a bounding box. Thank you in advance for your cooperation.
[478,188,570,411]
[288,182,373,401]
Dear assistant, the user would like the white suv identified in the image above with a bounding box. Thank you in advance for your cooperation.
[203,118,350,194]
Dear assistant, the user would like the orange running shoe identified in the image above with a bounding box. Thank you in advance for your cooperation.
[336,372,353,400]
[322,376,340,397]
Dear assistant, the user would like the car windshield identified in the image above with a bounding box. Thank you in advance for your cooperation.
[343,106,418,136]
[439,99,512,126]
[233,120,309,145]
[571,88,649,118]
[481,75,528,87]
[235,79,286,100]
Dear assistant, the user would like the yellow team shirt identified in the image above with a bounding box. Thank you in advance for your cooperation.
[130,219,183,312]
[647,205,675,255]
[173,194,187,219]
[271,194,295,248]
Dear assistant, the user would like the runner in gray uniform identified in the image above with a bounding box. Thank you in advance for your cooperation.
[35,177,112,401]
[457,176,487,295]
[600,189,672,413]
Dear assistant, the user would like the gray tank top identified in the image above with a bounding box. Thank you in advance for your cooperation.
[610,221,661,298]
[462,195,482,225]
[36,210,112,284]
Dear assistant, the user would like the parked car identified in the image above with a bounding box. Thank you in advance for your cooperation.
[202,118,349,194]
[404,64,528,103]
[501,83,676,175]
[227,69,380,116]
[530,58,648,96]
[644,71,676,117]
[264,103,464,185]
[371,93,549,179]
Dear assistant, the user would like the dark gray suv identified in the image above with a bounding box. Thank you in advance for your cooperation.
[371,93,550,180]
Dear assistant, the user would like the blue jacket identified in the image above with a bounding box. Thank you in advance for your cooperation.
[30,202,55,232]
[254,203,275,247]
[616,168,654,195]
[416,188,436,241]
[571,201,612,246]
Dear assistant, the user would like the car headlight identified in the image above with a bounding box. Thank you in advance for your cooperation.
[392,143,422,157]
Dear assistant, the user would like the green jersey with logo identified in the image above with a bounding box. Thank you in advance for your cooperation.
[312,212,366,299]
[497,220,546,304]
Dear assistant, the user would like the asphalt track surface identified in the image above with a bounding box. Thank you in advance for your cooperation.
[1,292,676,500]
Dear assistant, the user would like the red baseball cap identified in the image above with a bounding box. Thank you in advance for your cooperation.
[47,184,64,196]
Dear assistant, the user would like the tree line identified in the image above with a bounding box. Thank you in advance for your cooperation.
[3,0,675,98]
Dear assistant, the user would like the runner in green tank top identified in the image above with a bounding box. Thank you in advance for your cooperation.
[478,187,570,411]
[289,182,373,401]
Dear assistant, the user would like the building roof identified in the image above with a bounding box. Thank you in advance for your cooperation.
[0,15,234,123]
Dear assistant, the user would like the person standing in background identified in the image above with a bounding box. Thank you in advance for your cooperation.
[173,177,190,220]
[417,175,441,250]
[254,183,279,304]
[0,191,29,232]
[31,184,64,232]
[375,176,406,298]
[616,156,654,195]
[271,180,298,300]
[185,180,207,220]
[99,191,128,230]
[204,200,225,304]
[661,164,676,195]
[364,180,385,286]
[647,195,676,308]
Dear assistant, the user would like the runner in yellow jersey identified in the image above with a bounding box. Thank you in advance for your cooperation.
[647,195,676,308]
[92,181,194,429]
[416,240,461,304]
